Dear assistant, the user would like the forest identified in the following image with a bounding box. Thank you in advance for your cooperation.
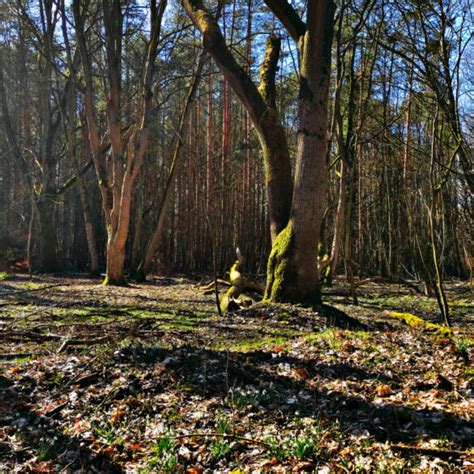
[0,0,473,472]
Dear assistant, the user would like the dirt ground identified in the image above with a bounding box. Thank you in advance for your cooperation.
[0,273,472,472]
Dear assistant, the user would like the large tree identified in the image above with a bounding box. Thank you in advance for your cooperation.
[264,0,335,304]
[183,0,335,305]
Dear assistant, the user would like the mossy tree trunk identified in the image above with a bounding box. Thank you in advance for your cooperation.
[184,0,334,306]
[264,0,335,305]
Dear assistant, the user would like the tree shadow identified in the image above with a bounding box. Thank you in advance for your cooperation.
[0,378,124,472]
[114,344,472,449]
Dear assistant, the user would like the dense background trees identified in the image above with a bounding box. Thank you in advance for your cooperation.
[0,0,472,295]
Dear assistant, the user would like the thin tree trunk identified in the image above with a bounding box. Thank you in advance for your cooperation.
[77,175,99,274]
[132,52,207,281]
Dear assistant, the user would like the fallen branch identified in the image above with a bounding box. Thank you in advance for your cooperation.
[220,248,265,312]
[0,283,64,297]
[389,443,472,460]
[384,311,452,336]
[200,279,232,292]
[57,336,111,353]
[0,330,63,342]
[354,276,423,294]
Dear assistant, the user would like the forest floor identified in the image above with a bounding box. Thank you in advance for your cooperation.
[0,273,472,473]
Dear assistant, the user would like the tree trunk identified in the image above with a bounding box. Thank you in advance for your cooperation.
[36,197,59,272]
[104,239,127,286]
[265,0,335,305]
[77,175,99,274]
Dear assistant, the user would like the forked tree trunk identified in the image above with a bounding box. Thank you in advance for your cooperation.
[73,0,167,286]
[182,0,293,241]
[265,0,335,305]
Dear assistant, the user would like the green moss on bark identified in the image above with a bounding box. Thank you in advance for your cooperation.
[264,226,322,306]
[103,274,128,286]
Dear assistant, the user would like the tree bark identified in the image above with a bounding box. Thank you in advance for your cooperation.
[265,0,335,305]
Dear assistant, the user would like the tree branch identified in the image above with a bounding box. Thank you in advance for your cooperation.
[264,0,306,42]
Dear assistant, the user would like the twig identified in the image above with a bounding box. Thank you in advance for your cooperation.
[70,371,100,387]
[1,330,63,341]
[200,279,232,291]
[388,443,471,460]
[57,336,110,353]
[43,401,69,417]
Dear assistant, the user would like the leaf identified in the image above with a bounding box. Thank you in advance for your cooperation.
[376,385,392,397]
[153,363,167,376]
[341,340,352,351]
[128,442,141,451]
[103,445,115,456]
[25,461,54,473]
[186,467,203,474]
[124,396,142,407]
[293,367,310,380]
[110,409,125,424]
[261,457,279,467]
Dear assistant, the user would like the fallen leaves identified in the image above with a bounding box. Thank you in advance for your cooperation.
[1,276,471,473]
[293,367,310,380]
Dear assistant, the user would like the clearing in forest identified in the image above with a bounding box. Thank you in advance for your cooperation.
[0,274,472,472]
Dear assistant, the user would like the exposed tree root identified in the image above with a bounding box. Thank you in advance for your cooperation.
[220,249,265,313]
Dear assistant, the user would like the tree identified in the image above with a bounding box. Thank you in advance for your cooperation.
[183,0,335,305]
[182,0,293,242]
[0,1,94,272]
[72,0,167,285]
[264,0,336,304]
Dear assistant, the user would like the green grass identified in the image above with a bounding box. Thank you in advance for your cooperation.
[149,435,178,472]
